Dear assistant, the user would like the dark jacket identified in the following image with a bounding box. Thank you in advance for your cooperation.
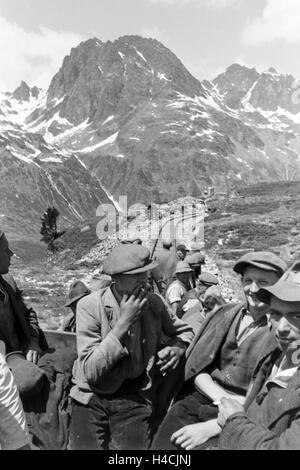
[0,274,41,352]
[220,345,300,450]
[185,302,245,381]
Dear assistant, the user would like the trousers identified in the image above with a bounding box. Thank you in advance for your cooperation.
[69,380,153,450]
[151,386,218,450]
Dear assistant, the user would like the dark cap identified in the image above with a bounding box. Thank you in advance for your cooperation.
[162,240,173,249]
[103,245,158,276]
[176,244,188,253]
[198,272,218,286]
[234,251,287,277]
[257,262,300,304]
[65,280,91,307]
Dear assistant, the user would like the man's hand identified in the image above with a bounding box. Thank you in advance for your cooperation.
[217,398,245,428]
[156,344,185,375]
[113,286,148,340]
[25,340,42,364]
[171,420,220,450]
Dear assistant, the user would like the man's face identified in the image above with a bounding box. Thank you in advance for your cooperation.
[195,278,209,295]
[0,236,13,275]
[269,297,300,363]
[177,250,186,261]
[115,272,148,296]
[241,266,279,312]
[177,272,191,286]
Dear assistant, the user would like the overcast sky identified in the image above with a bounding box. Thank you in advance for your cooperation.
[0,0,299,91]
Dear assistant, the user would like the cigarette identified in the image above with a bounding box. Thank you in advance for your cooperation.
[213,401,221,406]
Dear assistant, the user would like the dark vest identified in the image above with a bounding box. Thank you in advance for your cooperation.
[209,313,269,395]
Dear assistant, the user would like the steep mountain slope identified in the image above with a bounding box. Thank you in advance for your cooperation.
[1,35,300,239]
[0,88,112,240]
[22,36,300,205]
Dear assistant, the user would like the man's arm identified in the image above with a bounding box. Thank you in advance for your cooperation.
[155,296,194,373]
[5,276,42,364]
[219,401,300,450]
[0,351,30,450]
[77,290,148,386]
[194,373,245,404]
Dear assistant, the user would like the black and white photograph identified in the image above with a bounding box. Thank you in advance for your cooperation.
[1,0,300,454]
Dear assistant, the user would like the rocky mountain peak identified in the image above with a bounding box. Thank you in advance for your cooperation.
[267,67,279,75]
[12,81,41,102]
[45,34,206,126]
[13,81,31,101]
[213,64,259,109]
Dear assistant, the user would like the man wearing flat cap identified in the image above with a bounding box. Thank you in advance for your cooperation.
[152,251,287,450]
[176,272,219,319]
[218,262,300,450]
[69,244,194,450]
[63,281,91,333]
[0,231,43,364]
[163,244,188,288]
[165,261,193,314]
[185,243,205,279]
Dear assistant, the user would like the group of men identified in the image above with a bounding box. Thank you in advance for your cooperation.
[1,228,300,450]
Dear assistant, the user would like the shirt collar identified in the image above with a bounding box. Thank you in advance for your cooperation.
[240,307,268,327]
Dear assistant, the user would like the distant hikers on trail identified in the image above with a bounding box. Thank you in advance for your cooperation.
[3,228,300,451]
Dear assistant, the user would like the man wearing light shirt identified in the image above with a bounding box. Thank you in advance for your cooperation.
[152,251,287,450]
[0,341,30,450]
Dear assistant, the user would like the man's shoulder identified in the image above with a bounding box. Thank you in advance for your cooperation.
[77,289,103,309]
[1,273,17,291]
[201,301,245,330]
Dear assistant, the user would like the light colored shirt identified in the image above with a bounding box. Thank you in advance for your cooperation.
[236,309,267,347]
[266,357,299,389]
[165,280,187,305]
[0,343,30,450]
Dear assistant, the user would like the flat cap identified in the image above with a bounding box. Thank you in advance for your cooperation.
[103,245,158,275]
[234,251,287,277]
[186,253,205,266]
[198,272,219,286]
[175,261,193,274]
[176,244,188,253]
[65,280,91,307]
[191,243,203,251]
[257,261,300,304]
